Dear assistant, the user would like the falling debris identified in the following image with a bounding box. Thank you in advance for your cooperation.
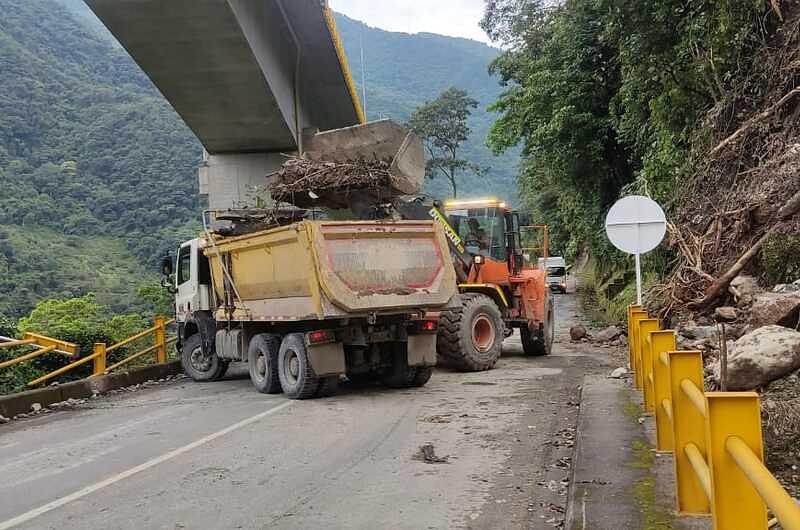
[270,156,396,209]
[414,443,450,464]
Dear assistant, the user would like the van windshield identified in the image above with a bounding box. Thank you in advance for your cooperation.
[547,267,566,277]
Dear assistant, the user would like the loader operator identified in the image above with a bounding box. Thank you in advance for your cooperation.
[466,217,490,252]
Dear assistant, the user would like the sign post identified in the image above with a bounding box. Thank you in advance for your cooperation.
[605,195,667,305]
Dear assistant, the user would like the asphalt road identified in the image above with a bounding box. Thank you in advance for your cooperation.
[0,291,612,530]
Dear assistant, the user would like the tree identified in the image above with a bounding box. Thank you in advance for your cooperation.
[408,87,481,198]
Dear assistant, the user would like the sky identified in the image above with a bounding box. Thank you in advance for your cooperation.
[328,0,491,44]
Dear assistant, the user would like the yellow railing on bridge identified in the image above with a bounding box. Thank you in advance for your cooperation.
[0,317,176,388]
[627,304,800,530]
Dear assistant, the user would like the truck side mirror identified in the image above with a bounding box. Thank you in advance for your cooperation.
[160,256,173,276]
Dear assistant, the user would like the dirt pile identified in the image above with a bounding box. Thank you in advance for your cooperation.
[654,6,800,317]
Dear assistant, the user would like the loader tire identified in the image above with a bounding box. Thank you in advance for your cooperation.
[521,299,554,356]
[437,293,503,371]
[248,333,282,394]
[278,333,320,400]
[181,334,227,382]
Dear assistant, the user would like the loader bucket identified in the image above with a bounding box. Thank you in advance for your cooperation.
[302,119,425,196]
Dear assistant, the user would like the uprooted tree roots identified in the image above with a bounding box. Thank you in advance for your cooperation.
[269,156,393,207]
[651,9,800,319]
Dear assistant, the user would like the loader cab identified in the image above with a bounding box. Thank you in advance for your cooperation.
[172,239,213,323]
[443,199,510,262]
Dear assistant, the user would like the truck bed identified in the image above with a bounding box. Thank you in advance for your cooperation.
[204,220,456,321]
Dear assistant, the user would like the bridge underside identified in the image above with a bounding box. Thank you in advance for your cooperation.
[85,0,363,155]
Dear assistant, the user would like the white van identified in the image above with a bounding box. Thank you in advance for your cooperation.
[538,256,568,293]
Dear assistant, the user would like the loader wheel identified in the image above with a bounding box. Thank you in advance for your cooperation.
[278,333,320,399]
[437,293,503,371]
[521,299,554,356]
[181,334,227,382]
[248,334,282,394]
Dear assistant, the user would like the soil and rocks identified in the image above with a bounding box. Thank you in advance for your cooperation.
[666,274,800,498]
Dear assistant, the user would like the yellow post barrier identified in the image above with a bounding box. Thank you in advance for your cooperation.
[638,318,660,406]
[627,304,642,370]
[154,316,167,364]
[92,343,106,376]
[650,331,676,451]
[705,393,768,530]
[0,345,55,370]
[630,310,648,389]
[668,350,710,515]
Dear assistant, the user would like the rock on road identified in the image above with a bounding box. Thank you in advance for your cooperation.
[0,293,613,529]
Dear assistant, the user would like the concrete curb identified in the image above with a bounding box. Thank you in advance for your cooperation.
[565,374,646,530]
[0,360,182,418]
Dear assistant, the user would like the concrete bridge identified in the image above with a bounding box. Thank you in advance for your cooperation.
[85,0,365,209]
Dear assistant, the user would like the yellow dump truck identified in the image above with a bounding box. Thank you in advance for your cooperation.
[163,218,456,399]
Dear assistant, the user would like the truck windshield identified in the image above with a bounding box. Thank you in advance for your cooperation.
[547,267,566,277]
[445,206,506,261]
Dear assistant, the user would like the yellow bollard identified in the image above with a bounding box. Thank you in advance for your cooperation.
[630,310,649,389]
[668,350,710,515]
[627,304,643,370]
[638,318,659,403]
[650,331,676,451]
[705,393,768,530]
[92,343,106,376]
[154,316,167,364]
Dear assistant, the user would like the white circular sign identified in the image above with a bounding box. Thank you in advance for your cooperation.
[605,195,666,255]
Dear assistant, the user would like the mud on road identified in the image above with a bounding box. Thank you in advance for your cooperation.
[0,292,614,530]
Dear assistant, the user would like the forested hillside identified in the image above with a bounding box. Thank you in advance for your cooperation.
[482,0,799,314]
[0,1,516,319]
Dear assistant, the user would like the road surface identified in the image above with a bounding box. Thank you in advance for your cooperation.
[0,292,613,529]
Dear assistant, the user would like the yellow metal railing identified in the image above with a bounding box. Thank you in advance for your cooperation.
[1,317,175,388]
[627,305,800,530]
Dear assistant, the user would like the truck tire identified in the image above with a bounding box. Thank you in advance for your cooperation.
[411,366,433,387]
[315,376,340,398]
[278,333,320,399]
[437,293,503,371]
[181,334,227,382]
[381,343,418,388]
[248,334,282,394]
[521,300,554,356]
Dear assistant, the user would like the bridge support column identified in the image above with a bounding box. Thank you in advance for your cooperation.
[199,151,288,210]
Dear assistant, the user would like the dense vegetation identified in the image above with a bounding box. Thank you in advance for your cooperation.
[480,0,793,311]
[0,1,517,323]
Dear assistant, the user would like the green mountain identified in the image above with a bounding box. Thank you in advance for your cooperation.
[0,1,518,319]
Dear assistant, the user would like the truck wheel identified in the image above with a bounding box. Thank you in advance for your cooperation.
[181,334,227,382]
[411,366,433,387]
[248,334,282,394]
[522,300,554,356]
[278,333,320,399]
[381,344,418,388]
[315,376,340,398]
[437,293,503,371]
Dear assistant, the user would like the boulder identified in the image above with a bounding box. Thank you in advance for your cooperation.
[748,292,800,328]
[570,324,588,341]
[714,306,737,322]
[773,283,800,294]
[725,325,800,390]
[609,367,627,379]
[593,325,622,343]
[730,274,761,306]
[680,324,717,341]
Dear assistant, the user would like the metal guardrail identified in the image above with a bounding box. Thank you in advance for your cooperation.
[1,317,176,388]
[627,304,800,530]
